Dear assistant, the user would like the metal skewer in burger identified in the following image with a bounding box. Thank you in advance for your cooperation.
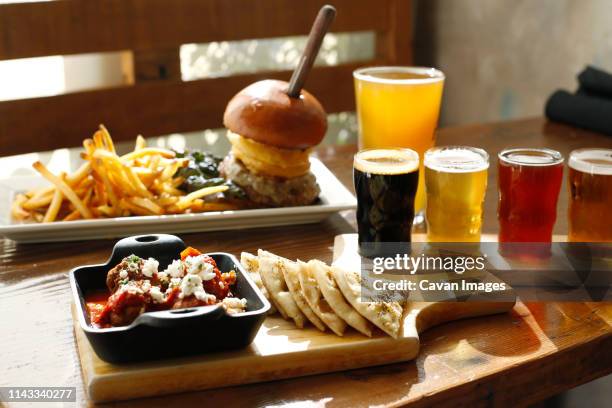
[221,5,336,207]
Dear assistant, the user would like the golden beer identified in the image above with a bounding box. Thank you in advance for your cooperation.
[424,146,489,242]
[353,67,444,219]
[568,148,612,242]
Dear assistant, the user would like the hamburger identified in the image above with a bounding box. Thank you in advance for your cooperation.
[221,79,327,207]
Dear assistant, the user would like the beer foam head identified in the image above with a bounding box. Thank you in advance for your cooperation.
[353,66,445,85]
[569,148,612,175]
[354,148,419,175]
[424,146,489,173]
[498,148,564,167]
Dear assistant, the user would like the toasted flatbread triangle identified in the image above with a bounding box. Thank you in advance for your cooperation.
[258,250,306,328]
[259,252,325,331]
[331,266,403,339]
[240,252,276,315]
[298,261,347,336]
[309,259,372,337]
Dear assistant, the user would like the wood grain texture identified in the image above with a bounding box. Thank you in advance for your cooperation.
[0,0,411,154]
[75,232,513,403]
[0,63,364,156]
[75,313,419,403]
[0,0,389,60]
[377,0,413,64]
[1,118,612,407]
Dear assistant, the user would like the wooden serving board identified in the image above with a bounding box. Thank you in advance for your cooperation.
[74,234,516,403]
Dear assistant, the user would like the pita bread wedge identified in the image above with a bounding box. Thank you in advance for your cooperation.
[240,252,276,314]
[309,259,372,337]
[298,261,347,336]
[258,250,306,328]
[263,253,326,331]
[331,266,403,339]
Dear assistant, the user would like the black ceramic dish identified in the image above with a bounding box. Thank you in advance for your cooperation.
[70,234,270,364]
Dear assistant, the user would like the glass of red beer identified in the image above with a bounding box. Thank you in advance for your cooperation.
[497,148,564,243]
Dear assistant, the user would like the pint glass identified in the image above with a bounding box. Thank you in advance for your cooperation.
[353,67,444,222]
[497,148,564,242]
[425,146,489,242]
[353,148,419,256]
[568,148,612,242]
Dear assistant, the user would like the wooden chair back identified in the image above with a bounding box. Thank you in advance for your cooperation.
[0,0,412,155]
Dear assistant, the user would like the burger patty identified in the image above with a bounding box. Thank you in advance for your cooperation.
[220,154,320,207]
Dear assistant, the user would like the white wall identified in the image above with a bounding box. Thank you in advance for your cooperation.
[414,0,612,125]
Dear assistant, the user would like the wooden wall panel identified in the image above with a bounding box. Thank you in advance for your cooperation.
[0,0,413,155]
[0,0,390,60]
[0,63,366,156]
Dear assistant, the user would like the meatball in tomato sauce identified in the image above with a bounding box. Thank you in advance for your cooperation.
[88,248,246,328]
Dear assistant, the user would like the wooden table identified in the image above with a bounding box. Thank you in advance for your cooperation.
[2,117,611,407]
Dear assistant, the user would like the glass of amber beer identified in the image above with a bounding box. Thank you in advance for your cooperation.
[353,67,444,223]
[497,148,564,242]
[353,148,420,257]
[568,148,612,242]
[425,146,489,242]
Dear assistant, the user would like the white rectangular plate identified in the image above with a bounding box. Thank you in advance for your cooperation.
[0,158,356,243]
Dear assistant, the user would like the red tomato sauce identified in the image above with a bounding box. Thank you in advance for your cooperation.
[85,290,111,327]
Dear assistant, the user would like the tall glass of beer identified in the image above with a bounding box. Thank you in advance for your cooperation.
[497,148,564,242]
[353,67,444,223]
[353,148,420,257]
[568,148,612,242]
[424,146,489,242]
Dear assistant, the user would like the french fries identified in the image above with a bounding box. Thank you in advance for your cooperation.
[12,125,234,222]
[176,185,229,211]
[32,162,93,219]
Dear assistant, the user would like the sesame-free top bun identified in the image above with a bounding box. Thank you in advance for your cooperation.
[223,80,327,150]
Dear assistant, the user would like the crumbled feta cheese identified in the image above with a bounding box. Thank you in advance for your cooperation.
[169,277,181,288]
[141,280,151,292]
[149,286,165,303]
[184,256,216,281]
[142,258,159,277]
[157,272,168,281]
[179,274,203,298]
[185,255,216,281]
[125,254,141,272]
[164,259,184,278]
[121,281,144,295]
[119,270,128,279]
[222,297,247,309]
[221,297,247,314]
[194,290,216,303]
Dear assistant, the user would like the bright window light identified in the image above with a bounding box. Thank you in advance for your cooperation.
[0,56,66,101]
[0,0,64,101]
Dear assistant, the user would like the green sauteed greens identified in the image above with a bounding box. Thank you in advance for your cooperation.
[173,150,246,200]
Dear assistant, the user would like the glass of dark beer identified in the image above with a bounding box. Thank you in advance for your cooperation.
[353,148,420,257]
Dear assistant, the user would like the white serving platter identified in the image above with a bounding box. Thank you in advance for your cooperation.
[0,158,356,243]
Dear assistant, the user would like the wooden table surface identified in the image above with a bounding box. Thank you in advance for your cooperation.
[2,117,611,407]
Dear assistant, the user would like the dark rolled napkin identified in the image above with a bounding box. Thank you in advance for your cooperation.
[545,90,612,136]
[578,65,612,97]
[545,65,612,136]
[546,91,612,135]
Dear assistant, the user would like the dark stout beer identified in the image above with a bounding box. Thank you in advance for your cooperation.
[353,148,420,257]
